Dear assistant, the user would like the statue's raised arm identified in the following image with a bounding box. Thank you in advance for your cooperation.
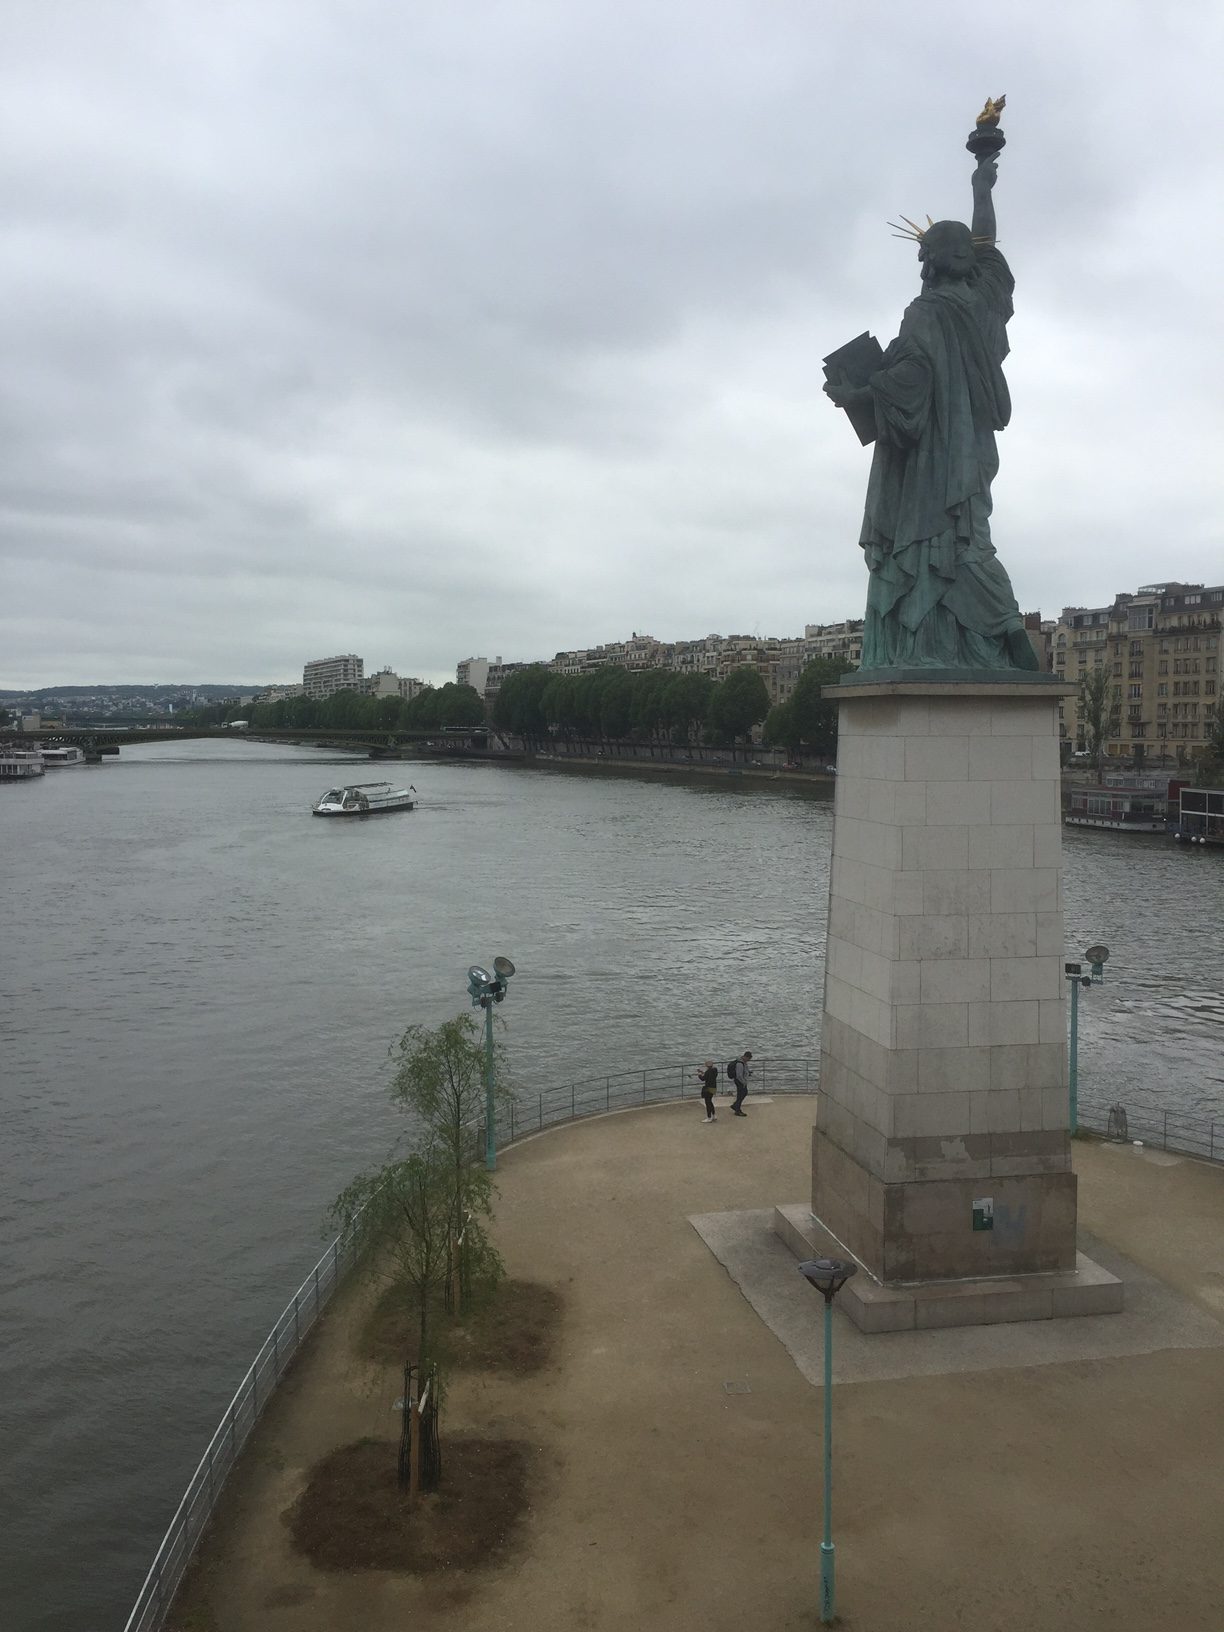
[971,155,997,244]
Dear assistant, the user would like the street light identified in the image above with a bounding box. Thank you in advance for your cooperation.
[466,957,516,1171]
[798,1257,858,1624]
[1065,943,1109,1134]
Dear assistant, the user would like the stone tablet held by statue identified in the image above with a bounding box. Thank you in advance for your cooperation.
[822,332,885,446]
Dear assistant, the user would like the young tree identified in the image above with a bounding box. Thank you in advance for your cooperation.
[388,1015,505,1234]
[1079,665,1119,771]
[331,1142,456,1362]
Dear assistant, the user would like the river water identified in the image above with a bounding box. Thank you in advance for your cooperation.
[2,739,1221,1631]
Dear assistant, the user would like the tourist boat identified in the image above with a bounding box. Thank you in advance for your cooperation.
[40,745,88,768]
[1170,786,1224,847]
[1064,775,1174,834]
[312,782,416,817]
[0,744,46,781]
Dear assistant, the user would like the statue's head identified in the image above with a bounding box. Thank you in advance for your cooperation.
[918,220,976,283]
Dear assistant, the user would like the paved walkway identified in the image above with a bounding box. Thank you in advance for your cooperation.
[170,1096,1224,1632]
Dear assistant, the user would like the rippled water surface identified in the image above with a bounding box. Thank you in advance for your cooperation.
[1,740,1221,1630]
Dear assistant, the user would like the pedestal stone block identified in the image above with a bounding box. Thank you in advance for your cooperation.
[815,675,1083,1295]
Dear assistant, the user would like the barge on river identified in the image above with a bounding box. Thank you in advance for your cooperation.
[1170,786,1224,847]
[312,781,416,817]
[1064,774,1177,835]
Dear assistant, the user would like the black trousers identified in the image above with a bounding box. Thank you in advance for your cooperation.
[731,1078,747,1112]
[701,1089,716,1118]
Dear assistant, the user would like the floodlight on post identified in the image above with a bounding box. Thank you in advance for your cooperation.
[466,957,516,1170]
[1066,944,1109,1134]
[798,1257,858,1624]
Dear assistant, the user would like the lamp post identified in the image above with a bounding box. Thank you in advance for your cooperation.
[798,1257,858,1624]
[1064,944,1109,1134]
[466,956,516,1171]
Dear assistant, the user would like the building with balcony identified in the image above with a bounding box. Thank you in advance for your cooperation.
[302,654,364,701]
[1053,582,1222,761]
[804,620,864,667]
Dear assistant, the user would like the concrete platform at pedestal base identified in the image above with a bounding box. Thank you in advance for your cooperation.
[775,1203,1124,1331]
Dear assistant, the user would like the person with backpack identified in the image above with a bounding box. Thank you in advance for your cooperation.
[696,1061,718,1123]
[727,1051,753,1116]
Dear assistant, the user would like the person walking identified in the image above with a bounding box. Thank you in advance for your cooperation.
[728,1051,752,1116]
[696,1061,718,1123]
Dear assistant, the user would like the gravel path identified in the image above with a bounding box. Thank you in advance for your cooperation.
[171,1096,1224,1632]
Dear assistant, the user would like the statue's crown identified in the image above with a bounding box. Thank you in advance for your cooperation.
[888,215,933,243]
[888,214,994,248]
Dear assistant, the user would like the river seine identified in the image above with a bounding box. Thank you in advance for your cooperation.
[2,738,1222,1630]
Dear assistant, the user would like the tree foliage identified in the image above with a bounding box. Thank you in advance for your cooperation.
[704,665,771,748]
[388,1014,507,1236]
[1079,665,1119,768]
[1193,704,1224,787]
[181,682,486,735]
[330,1013,507,1365]
[331,1144,457,1361]
[491,665,552,747]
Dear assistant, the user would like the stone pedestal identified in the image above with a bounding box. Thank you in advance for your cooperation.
[815,674,1083,1292]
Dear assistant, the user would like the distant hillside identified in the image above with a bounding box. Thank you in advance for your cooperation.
[0,683,272,701]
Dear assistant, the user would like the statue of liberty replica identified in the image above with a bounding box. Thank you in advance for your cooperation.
[823,98,1039,672]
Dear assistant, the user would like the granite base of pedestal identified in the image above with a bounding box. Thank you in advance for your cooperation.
[774,1203,1124,1333]
[812,1124,1078,1281]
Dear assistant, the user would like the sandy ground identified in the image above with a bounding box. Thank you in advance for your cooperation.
[169,1098,1224,1632]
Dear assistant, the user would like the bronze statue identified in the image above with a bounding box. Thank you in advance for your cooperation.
[823,102,1037,673]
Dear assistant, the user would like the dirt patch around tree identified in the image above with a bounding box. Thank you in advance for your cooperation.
[288,1435,534,1573]
[358,1277,563,1374]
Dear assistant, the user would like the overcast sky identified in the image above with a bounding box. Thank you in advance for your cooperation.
[2,1,1221,688]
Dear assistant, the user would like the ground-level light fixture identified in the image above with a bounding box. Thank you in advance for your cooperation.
[798,1257,858,1623]
[467,957,516,1169]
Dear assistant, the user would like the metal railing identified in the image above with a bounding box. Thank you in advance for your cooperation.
[1077,1095,1222,1163]
[122,1055,1220,1631]
[121,1224,366,1632]
[493,1056,818,1149]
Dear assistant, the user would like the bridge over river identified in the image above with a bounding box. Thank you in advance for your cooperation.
[19,725,515,759]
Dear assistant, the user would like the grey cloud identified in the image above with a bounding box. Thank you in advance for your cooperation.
[2,1,1222,685]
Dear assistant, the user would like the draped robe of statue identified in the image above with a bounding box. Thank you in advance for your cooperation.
[858,243,1038,671]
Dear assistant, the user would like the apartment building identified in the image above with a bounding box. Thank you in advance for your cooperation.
[456,657,492,695]
[1053,582,1223,760]
[529,622,873,706]
[363,667,426,701]
[804,620,864,667]
[302,654,364,701]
